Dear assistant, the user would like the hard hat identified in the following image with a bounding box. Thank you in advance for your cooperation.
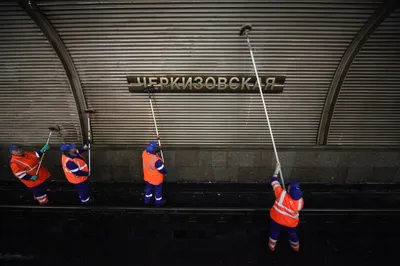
[9,144,21,153]
[60,143,76,153]
[145,140,158,154]
[289,182,303,200]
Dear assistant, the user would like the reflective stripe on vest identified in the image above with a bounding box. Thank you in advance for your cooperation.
[272,191,299,219]
[13,158,38,173]
[61,154,88,184]
[64,158,88,174]
[142,151,163,185]
[143,155,158,171]
[10,152,50,187]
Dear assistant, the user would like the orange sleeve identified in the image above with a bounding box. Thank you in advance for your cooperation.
[27,151,40,160]
[273,186,283,199]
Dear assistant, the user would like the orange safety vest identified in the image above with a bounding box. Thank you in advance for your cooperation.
[10,152,50,188]
[142,150,164,185]
[62,154,89,184]
[270,181,304,228]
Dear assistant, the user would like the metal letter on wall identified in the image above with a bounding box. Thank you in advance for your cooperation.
[17,0,88,142]
[317,0,398,146]
[127,76,286,93]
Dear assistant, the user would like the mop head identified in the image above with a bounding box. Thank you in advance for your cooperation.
[143,86,156,93]
[239,24,252,36]
[85,109,95,118]
[49,125,61,132]
[85,108,95,113]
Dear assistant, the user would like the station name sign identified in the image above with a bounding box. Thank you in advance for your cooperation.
[127,76,285,93]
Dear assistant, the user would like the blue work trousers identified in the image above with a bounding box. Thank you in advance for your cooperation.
[144,182,163,207]
[269,219,299,243]
[28,182,48,205]
[74,180,91,204]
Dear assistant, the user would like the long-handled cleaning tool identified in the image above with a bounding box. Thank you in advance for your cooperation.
[35,126,60,175]
[240,24,285,188]
[144,86,165,162]
[85,109,95,176]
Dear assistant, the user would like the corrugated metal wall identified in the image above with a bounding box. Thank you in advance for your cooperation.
[329,8,400,146]
[37,0,381,148]
[0,1,82,146]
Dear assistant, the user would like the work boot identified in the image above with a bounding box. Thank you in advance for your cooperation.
[289,241,300,252]
[42,198,49,205]
[44,198,52,205]
[155,199,166,207]
[269,237,277,252]
[81,196,94,206]
[88,197,95,204]
[144,197,153,205]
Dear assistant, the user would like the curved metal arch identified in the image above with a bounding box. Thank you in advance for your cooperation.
[317,0,398,146]
[17,0,88,143]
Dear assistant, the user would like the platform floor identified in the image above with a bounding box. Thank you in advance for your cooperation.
[1,181,399,265]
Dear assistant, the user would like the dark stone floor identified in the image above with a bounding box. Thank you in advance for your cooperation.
[1,181,399,265]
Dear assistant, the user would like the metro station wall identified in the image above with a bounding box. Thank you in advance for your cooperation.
[329,9,400,145]
[2,0,399,149]
[0,1,82,145]
[1,1,400,184]
[1,148,399,184]
[36,0,382,147]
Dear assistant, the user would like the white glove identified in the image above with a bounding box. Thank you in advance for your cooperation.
[83,145,88,150]
[274,163,281,176]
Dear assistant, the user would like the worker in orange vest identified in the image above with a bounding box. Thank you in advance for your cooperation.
[60,143,92,204]
[142,140,167,207]
[269,164,304,252]
[9,144,51,205]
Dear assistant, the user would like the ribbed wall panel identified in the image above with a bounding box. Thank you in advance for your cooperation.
[37,0,380,147]
[328,9,400,146]
[0,1,82,146]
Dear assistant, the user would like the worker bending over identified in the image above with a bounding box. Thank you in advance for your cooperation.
[60,143,92,204]
[142,140,167,207]
[269,164,304,252]
[9,144,51,205]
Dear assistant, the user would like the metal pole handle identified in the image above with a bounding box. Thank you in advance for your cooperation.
[35,131,52,176]
[245,32,285,188]
[87,115,92,176]
[148,93,165,162]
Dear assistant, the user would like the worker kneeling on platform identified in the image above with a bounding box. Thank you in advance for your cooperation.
[9,144,51,205]
[61,143,92,204]
[142,141,167,207]
[269,164,304,252]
